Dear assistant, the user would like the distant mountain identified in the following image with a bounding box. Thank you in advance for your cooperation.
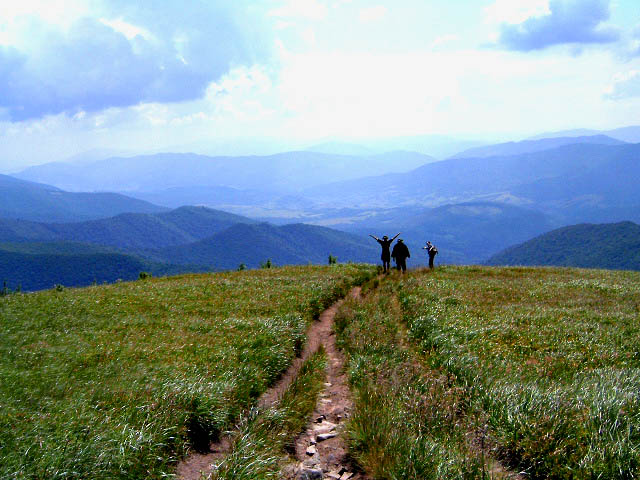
[14,150,435,194]
[0,207,377,285]
[528,129,601,140]
[143,222,380,270]
[512,150,640,212]
[485,222,640,271]
[448,135,625,160]
[360,135,487,159]
[127,186,276,209]
[61,148,133,165]
[306,142,373,156]
[0,241,196,292]
[605,126,640,143]
[530,126,640,144]
[303,143,640,213]
[0,174,166,223]
[0,206,257,250]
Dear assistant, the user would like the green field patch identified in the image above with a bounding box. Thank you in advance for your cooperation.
[399,266,640,478]
[0,264,375,479]
[334,281,488,478]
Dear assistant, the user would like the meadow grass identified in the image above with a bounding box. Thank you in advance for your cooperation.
[0,264,375,479]
[397,266,640,479]
[334,277,488,479]
[211,350,327,480]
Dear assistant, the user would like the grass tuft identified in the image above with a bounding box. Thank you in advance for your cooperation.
[211,349,327,480]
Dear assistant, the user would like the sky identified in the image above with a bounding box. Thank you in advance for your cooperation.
[1,0,639,171]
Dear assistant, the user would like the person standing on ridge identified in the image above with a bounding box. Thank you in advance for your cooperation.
[369,232,400,273]
[423,241,438,269]
[391,238,410,273]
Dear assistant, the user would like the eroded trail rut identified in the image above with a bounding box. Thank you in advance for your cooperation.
[282,288,366,480]
[177,287,366,480]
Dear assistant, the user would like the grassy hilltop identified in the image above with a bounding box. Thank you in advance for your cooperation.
[336,266,640,478]
[1,264,639,479]
[0,264,375,479]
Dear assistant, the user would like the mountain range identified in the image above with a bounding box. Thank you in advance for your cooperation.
[14,150,434,194]
[0,205,380,290]
[0,174,165,223]
[142,222,379,270]
[3,128,640,287]
[448,135,624,160]
[528,125,640,143]
[302,142,640,224]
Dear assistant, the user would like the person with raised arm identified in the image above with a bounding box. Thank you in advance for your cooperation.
[369,232,400,273]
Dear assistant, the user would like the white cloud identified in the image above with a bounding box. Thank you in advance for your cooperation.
[358,6,388,24]
[484,0,550,24]
[99,18,154,41]
[604,70,640,99]
[0,0,89,30]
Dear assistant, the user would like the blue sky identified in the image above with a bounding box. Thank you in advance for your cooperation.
[1,0,639,170]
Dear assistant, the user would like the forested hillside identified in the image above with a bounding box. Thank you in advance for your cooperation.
[486,221,640,270]
[0,242,197,291]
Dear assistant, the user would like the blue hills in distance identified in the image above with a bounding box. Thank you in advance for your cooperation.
[2,130,640,290]
[0,174,166,223]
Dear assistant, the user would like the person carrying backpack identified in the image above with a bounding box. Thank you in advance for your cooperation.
[423,241,438,269]
[391,238,410,273]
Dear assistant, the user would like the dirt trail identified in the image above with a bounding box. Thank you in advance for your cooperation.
[177,288,365,480]
[282,287,368,480]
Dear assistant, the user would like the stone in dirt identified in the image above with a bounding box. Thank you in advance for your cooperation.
[313,421,337,433]
[306,445,317,456]
[326,472,341,479]
[316,433,337,442]
[298,468,323,480]
[339,473,353,480]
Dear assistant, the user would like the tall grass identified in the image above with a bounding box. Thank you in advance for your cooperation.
[211,350,327,480]
[398,266,640,479]
[334,280,488,479]
[0,264,376,479]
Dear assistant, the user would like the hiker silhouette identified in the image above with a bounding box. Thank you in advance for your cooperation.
[369,233,400,273]
[391,238,410,273]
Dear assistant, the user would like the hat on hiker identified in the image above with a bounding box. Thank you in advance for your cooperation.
[383,235,388,239]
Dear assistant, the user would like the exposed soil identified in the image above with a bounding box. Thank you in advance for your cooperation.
[177,288,366,480]
[282,287,369,480]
